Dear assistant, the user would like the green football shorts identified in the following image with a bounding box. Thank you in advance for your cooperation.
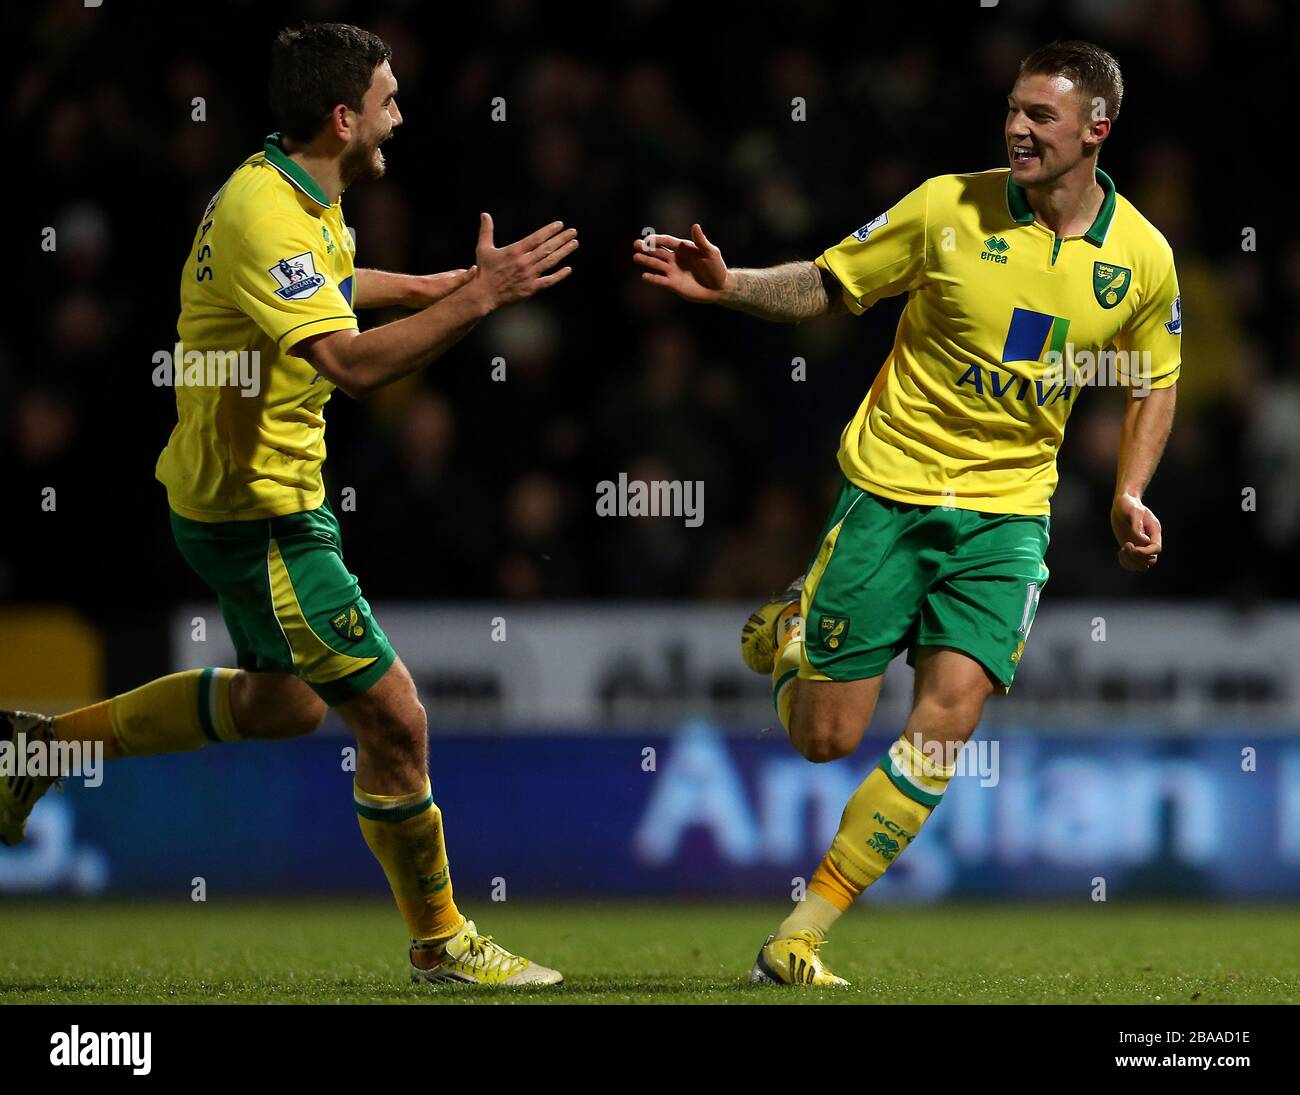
[170,500,396,705]
[799,478,1050,690]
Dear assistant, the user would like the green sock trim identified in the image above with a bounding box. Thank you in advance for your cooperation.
[881,754,945,808]
[771,668,798,714]
[354,794,434,823]
[197,668,221,743]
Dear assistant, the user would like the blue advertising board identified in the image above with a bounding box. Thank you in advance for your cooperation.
[2,723,1298,900]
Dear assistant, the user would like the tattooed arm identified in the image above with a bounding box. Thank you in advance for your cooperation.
[720,262,846,321]
[633,224,847,321]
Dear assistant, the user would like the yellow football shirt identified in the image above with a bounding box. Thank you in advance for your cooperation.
[156,134,359,522]
[817,168,1181,515]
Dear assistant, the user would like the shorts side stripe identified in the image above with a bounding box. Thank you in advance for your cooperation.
[266,537,377,685]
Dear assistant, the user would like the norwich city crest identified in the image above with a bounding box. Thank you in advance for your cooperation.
[330,604,366,641]
[1093,262,1132,309]
[819,615,849,651]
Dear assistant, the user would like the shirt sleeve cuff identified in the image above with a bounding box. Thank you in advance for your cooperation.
[815,252,865,315]
[276,314,360,351]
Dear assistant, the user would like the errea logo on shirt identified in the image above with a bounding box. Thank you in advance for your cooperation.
[268,252,326,300]
[981,236,1010,263]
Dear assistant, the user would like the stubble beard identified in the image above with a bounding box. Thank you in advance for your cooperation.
[340,135,387,190]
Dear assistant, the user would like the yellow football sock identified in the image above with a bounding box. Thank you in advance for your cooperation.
[806,731,956,908]
[776,892,844,942]
[54,668,241,757]
[770,605,803,735]
[354,778,464,943]
[52,700,116,753]
[809,852,859,912]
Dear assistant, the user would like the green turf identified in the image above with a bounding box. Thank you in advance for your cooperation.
[0,900,1297,1004]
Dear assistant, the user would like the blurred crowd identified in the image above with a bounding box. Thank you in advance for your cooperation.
[6,0,1299,630]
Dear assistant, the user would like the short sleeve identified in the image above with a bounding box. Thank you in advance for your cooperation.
[815,180,930,315]
[1113,251,1181,391]
[230,214,358,350]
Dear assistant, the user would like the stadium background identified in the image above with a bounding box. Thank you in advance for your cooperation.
[4,0,1300,913]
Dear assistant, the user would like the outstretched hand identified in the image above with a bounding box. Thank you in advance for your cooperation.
[632,223,732,302]
[473,213,578,307]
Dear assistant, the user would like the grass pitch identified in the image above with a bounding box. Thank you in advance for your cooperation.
[0,900,1297,1004]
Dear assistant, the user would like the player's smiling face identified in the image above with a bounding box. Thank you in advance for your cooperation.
[341,61,402,187]
[1005,73,1092,186]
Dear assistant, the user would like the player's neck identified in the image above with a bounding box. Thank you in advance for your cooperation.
[1024,163,1104,239]
[282,140,344,205]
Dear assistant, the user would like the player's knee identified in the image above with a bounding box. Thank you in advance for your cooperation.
[365,701,427,765]
[288,695,328,736]
[799,732,856,764]
[789,706,861,764]
[914,687,986,738]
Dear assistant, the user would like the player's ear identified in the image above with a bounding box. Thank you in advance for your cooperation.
[326,103,352,142]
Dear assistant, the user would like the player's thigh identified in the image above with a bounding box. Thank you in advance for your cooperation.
[917,511,1050,698]
[170,503,396,702]
[788,674,884,761]
[261,503,398,707]
[798,479,938,687]
[171,510,295,675]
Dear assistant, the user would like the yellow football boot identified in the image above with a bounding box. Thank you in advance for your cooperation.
[0,711,57,846]
[750,930,850,987]
[410,919,563,987]
[740,575,805,674]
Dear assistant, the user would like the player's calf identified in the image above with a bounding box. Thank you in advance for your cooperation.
[336,660,429,793]
[228,672,327,740]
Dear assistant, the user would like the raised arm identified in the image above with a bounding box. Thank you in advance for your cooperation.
[352,267,477,310]
[298,214,577,399]
[633,224,844,322]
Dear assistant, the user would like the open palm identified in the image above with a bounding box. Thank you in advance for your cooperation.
[632,224,730,302]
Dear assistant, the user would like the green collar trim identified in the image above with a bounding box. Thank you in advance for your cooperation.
[263,133,330,209]
[1005,167,1117,247]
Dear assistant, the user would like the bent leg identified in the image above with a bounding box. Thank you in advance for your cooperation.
[54,668,241,760]
[52,668,325,760]
[811,646,994,901]
[782,646,994,942]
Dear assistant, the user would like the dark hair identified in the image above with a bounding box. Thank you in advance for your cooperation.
[269,23,392,142]
[1019,40,1123,123]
